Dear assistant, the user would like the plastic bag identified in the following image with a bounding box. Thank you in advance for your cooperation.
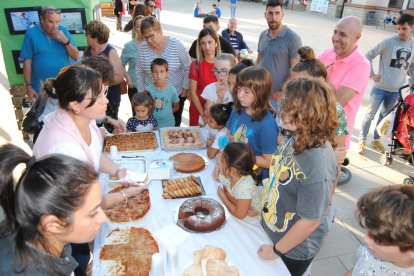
[376,109,396,137]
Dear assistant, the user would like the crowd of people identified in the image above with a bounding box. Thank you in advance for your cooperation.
[1,0,414,275]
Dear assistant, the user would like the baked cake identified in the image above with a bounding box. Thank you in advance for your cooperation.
[162,128,203,149]
[104,132,158,152]
[99,227,159,276]
[177,198,225,232]
[169,153,205,173]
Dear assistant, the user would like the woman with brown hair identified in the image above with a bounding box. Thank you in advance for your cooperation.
[84,21,132,130]
[121,15,146,114]
[123,3,145,34]
[136,16,191,126]
[189,27,221,126]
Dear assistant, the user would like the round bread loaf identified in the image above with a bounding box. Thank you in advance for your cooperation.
[169,153,205,173]
[178,198,225,232]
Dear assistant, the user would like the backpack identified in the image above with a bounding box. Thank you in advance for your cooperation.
[22,93,48,134]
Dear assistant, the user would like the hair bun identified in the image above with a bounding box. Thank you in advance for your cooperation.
[298,46,315,62]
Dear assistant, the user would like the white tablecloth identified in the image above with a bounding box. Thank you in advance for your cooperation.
[92,132,290,276]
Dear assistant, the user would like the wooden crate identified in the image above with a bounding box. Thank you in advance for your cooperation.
[101,2,115,17]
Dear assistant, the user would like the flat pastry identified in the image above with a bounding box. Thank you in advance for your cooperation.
[162,128,204,149]
[104,132,158,152]
[169,153,205,173]
[162,175,203,199]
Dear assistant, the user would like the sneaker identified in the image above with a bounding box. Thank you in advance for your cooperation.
[357,140,366,155]
[371,140,385,154]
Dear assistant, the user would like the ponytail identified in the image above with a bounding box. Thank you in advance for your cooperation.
[0,143,98,274]
[0,144,30,236]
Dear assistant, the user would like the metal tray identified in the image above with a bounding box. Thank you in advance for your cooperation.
[104,131,159,152]
[160,127,206,151]
[161,176,205,199]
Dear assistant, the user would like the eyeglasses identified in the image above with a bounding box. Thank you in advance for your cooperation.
[213,68,229,77]
[143,33,155,41]
[43,8,61,15]
[85,86,108,101]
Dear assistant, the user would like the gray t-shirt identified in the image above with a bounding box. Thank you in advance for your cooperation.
[261,137,337,260]
[366,35,414,92]
[258,26,301,95]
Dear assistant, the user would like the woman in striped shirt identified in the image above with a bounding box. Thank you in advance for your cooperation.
[136,16,191,126]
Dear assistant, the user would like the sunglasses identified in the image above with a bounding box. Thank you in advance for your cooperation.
[147,4,156,8]
[43,8,61,15]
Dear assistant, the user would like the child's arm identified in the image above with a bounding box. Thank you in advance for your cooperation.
[217,186,251,219]
[172,102,179,112]
[207,146,219,159]
[204,99,214,117]
[258,217,321,259]
[255,154,272,170]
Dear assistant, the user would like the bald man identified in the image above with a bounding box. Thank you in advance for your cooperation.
[221,18,253,54]
[319,16,370,149]
[21,6,78,102]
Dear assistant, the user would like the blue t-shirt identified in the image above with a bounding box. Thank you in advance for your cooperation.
[230,0,237,4]
[215,7,221,18]
[226,109,278,179]
[194,7,200,17]
[126,114,158,132]
[145,84,179,128]
[20,25,76,92]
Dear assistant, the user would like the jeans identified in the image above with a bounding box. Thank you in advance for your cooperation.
[230,3,237,18]
[359,87,399,140]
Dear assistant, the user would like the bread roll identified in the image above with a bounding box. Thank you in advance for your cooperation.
[201,245,226,261]
[181,263,202,276]
[205,259,227,276]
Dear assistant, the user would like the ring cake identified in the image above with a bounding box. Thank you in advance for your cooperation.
[177,198,225,232]
[169,153,205,173]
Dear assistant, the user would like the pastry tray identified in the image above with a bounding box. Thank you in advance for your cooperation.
[104,131,159,152]
[161,176,205,199]
[160,127,206,151]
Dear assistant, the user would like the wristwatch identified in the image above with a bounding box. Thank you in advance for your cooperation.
[64,40,71,46]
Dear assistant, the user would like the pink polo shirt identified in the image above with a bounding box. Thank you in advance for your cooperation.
[319,46,370,148]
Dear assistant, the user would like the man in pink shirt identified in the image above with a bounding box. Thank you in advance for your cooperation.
[319,16,370,149]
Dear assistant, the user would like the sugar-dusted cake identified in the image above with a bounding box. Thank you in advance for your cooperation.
[177,198,225,232]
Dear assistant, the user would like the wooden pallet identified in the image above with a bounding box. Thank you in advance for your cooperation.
[101,2,115,17]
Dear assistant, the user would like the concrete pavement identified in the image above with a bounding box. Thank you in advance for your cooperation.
[0,0,412,274]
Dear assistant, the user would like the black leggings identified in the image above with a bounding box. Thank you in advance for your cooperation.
[281,255,313,276]
[173,96,187,127]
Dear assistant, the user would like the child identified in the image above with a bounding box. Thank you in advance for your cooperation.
[206,103,232,159]
[145,58,179,128]
[217,142,263,220]
[346,185,414,275]
[201,53,236,122]
[127,92,158,132]
[225,66,278,180]
[258,78,338,276]
[227,59,254,94]
[0,144,107,275]
[212,4,221,18]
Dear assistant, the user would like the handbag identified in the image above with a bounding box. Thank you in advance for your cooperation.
[120,80,128,95]
[22,93,48,134]
[376,108,397,137]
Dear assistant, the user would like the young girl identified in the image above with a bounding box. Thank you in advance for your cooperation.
[189,28,220,126]
[201,53,236,121]
[227,59,254,93]
[0,144,107,275]
[346,185,414,276]
[289,46,349,222]
[127,92,158,132]
[217,142,263,220]
[224,66,278,180]
[258,78,338,276]
[206,103,232,159]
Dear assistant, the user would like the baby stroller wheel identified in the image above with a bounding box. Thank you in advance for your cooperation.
[337,166,352,186]
[403,177,414,185]
[380,154,393,165]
